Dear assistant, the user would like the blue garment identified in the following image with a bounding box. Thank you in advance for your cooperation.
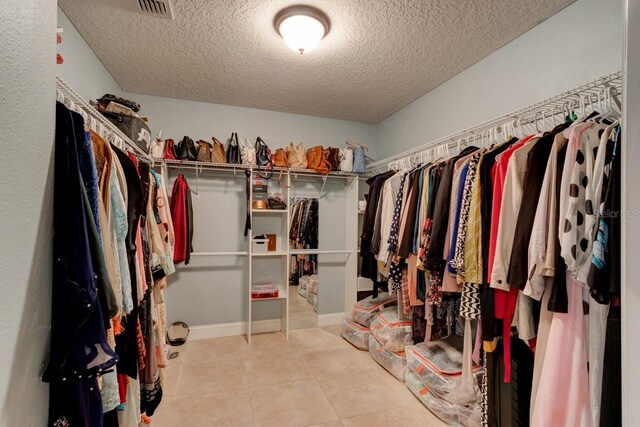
[447,162,470,274]
[78,130,102,240]
[45,103,118,427]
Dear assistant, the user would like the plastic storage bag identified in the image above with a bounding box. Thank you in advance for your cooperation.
[306,274,319,295]
[340,319,371,350]
[306,292,318,311]
[370,307,413,353]
[405,336,482,405]
[298,278,308,298]
[368,335,406,382]
[351,293,397,327]
[405,370,482,427]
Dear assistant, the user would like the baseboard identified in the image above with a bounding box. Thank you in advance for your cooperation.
[317,312,346,327]
[189,319,282,340]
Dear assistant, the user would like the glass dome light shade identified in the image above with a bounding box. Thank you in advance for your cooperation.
[274,6,330,54]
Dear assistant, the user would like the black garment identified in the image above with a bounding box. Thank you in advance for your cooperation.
[548,145,569,313]
[360,171,395,257]
[112,146,143,378]
[426,146,478,269]
[600,306,621,427]
[45,103,118,427]
[360,171,395,288]
[508,123,571,288]
[411,305,426,344]
[588,133,620,303]
[479,139,518,341]
[480,138,518,284]
[103,408,119,427]
[139,292,163,416]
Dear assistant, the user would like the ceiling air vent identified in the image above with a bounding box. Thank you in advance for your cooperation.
[107,0,174,20]
[137,0,173,18]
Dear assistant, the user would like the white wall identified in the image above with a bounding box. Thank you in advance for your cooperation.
[129,92,378,157]
[57,7,122,100]
[622,0,639,424]
[375,0,623,160]
[0,1,56,426]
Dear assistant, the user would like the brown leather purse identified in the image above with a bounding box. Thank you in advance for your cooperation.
[196,140,213,162]
[273,148,289,168]
[306,145,332,175]
[211,137,226,163]
[325,147,342,172]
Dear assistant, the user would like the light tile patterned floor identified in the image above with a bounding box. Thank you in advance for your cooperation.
[152,326,447,427]
[289,285,318,330]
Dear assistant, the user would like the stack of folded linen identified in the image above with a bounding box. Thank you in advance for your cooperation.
[404,335,482,426]
[340,293,397,350]
[368,306,413,382]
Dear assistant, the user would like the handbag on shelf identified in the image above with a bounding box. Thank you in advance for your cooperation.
[347,140,367,173]
[255,137,271,166]
[306,145,332,175]
[325,147,342,172]
[101,111,152,154]
[176,136,198,161]
[196,139,213,162]
[150,137,165,159]
[273,148,289,168]
[272,148,292,188]
[211,137,226,163]
[340,147,353,172]
[287,142,307,168]
[240,137,256,165]
[226,132,241,164]
[97,94,141,113]
[163,138,177,160]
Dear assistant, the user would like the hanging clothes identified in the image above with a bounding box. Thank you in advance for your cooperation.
[170,173,192,265]
[47,100,177,426]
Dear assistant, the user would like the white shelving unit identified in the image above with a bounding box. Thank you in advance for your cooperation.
[247,170,291,345]
[159,160,361,344]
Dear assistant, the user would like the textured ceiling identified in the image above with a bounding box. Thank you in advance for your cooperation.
[59,0,574,123]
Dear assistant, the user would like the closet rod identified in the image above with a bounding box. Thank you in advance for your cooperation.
[366,70,622,172]
[289,249,353,255]
[190,252,248,256]
[55,77,152,161]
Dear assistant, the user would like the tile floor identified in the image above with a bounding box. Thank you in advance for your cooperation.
[153,326,447,427]
[289,285,318,330]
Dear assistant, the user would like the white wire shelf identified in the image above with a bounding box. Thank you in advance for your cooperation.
[56,77,152,162]
[367,70,622,172]
[158,158,361,178]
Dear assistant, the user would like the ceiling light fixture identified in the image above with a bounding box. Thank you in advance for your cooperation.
[274,5,330,55]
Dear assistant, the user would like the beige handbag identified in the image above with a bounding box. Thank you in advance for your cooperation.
[287,142,307,168]
[211,137,226,163]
